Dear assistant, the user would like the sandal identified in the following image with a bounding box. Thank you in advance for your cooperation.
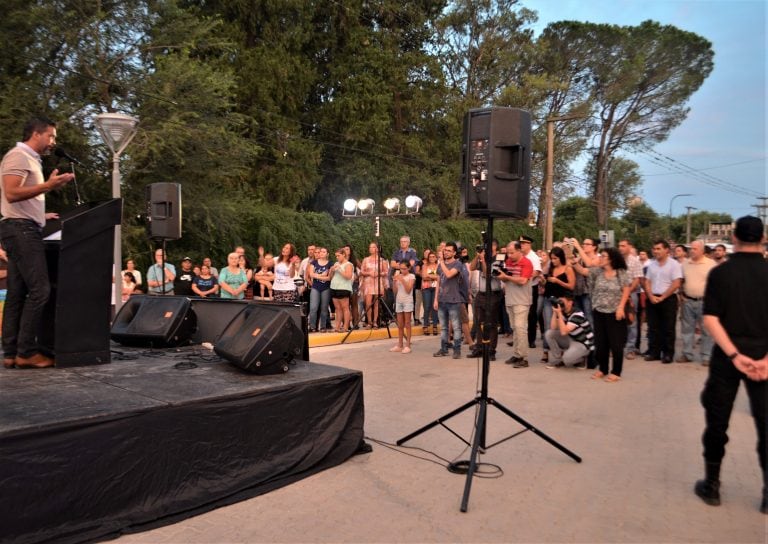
[591,371,605,380]
[604,374,621,383]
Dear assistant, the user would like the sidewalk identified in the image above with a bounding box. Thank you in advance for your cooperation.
[117,333,766,543]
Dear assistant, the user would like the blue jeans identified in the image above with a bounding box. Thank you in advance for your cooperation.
[309,287,331,330]
[681,298,712,361]
[421,287,437,327]
[438,302,462,353]
[624,292,640,352]
[0,219,51,358]
[541,296,554,350]
[575,293,593,327]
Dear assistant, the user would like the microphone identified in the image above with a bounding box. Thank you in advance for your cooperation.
[54,147,84,167]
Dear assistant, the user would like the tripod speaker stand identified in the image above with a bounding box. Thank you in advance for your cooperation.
[396,216,582,512]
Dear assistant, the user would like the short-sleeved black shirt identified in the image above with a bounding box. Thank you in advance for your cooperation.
[703,252,768,358]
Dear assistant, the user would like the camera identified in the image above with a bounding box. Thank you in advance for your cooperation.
[476,244,485,252]
[548,296,562,308]
[491,260,507,277]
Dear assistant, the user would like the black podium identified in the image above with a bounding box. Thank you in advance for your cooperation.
[42,199,122,367]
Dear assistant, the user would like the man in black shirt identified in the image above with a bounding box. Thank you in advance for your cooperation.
[696,216,768,514]
[173,257,196,296]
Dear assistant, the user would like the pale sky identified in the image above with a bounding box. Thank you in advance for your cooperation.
[526,0,767,219]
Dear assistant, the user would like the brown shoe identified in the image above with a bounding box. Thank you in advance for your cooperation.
[15,353,55,369]
[3,357,16,369]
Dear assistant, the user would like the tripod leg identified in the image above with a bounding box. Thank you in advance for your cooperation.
[460,398,487,512]
[489,398,582,462]
[396,398,479,446]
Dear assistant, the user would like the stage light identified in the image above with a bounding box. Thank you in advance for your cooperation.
[357,198,375,214]
[343,198,358,215]
[404,195,422,213]
[384,197,401,214]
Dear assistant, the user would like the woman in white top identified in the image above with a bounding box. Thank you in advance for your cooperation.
[272,243,300,303]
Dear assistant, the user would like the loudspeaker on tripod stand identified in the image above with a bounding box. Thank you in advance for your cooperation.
[146,182,182,240]
[460,107,531,218]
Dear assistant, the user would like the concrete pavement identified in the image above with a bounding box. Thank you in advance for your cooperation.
[117,332,766,543]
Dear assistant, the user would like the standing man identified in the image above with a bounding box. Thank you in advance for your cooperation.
[618,239,644,359]
[173,257,195,296]
[695,216,768,514]
[146,248,176,295]
[0,117,74,369]
[498,241,533,367]
[519,235,542,349]
[433,242,467,360]
[711,244,728,265]
[678,240,716,364]
[467,241,503,360]
[643,240,683,363]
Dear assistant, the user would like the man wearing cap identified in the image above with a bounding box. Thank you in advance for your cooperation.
[695,216,768,514]
[147,248,176,295]
[519,235,542,349]
[173,257,196,296]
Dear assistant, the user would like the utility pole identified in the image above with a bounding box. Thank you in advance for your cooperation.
[685,206,697,244]
[754,197,768,238]
[544,112,586,250]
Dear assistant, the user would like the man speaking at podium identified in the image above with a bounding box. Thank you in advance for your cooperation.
[0,116,74,369]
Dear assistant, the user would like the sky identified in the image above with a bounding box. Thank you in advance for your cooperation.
[526,0,767,220]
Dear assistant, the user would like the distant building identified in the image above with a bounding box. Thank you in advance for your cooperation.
[707,221,734,241]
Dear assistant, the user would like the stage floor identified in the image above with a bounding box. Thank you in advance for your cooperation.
[1,346,365,544]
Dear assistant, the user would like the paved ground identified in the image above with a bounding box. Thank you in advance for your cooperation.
[118,331,766,543]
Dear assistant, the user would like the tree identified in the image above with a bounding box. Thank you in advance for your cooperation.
[584,155,642,226]
[539,20,714,226]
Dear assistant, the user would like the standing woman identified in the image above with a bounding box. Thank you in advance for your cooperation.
[219,252,248,299]
[343,244,361,327]
[588,247,631,382]
[360,242,389,328]
[330,248,354,332]
[541,247,576,362]
[307,247,332,332]
[421,250,439,335]
[192,264,220,298]
[273,243,300,303]
[238,254,254,299]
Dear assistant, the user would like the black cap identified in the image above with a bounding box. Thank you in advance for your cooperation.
[519,235,534,244]
[734,216,764,243]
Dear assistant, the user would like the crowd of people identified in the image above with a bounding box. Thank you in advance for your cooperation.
[119,230,747,383]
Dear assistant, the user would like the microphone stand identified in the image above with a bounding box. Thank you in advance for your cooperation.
[68,161,84,205]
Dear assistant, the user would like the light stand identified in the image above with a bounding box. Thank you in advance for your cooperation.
[397,216,581,512]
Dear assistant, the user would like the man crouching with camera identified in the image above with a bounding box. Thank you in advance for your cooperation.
[544,294,595,368]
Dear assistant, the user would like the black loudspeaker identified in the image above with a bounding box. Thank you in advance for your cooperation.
[460,107,531,218]
[146,182,182,240]
[111,295,197,347]
[214,305,304,375]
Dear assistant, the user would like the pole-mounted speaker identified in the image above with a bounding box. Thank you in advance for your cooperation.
[146,182,182,240]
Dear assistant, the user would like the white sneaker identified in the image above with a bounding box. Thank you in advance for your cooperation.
[389,345,403,352]
[402,346,411,354]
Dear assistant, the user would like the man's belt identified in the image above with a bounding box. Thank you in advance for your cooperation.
[683,293,703,301]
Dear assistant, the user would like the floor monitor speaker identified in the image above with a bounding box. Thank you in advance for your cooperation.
[111,295,197,348]
[214,304,304,375]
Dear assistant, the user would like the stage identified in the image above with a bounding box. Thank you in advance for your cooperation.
[0,346,365,544]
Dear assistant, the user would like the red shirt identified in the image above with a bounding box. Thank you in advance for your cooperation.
[505,255,533,279]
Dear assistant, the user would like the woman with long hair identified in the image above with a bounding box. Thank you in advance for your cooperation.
[420,250,439,335]
[587,247,631,382]
[272,243,300,303]
[541,246,576,363]
[330,248,354,332]
[359,242,389,328]
[307,247,332,332]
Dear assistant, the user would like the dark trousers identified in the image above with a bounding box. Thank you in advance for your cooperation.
[593,310,628,376]
[527,285,539,346]
[701,349,767,488]
[0,219,51,358]
[646,296,677,358]
[474,290,502,354]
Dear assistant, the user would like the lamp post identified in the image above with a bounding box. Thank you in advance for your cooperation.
[94,113,139,315]
[668,193,693,240]
[544,113,585,250]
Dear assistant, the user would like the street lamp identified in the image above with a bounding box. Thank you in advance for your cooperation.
[668,193,693,241]
[94,113,139,315]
